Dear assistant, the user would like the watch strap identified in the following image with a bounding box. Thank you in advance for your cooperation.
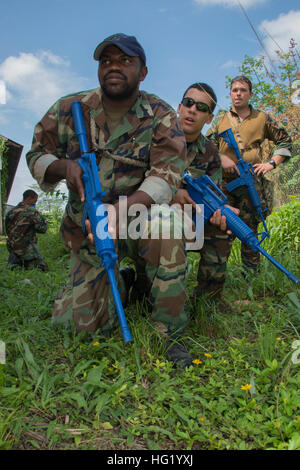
[268,159,277,169]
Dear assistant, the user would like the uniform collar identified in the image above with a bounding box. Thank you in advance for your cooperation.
[86,88,154,144]
[187,132,206,154]
[229,104,253,118]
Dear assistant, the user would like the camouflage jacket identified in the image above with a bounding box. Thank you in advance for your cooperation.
[206,106,292,167]
[26,87,187,229]
[5,202,47,255]
[185,132,222,186]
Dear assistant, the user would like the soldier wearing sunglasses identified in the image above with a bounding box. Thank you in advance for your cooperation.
[123,82,238,315]
[173,82,235,309]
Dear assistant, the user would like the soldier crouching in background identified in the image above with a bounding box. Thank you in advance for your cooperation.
[5,189,48,271]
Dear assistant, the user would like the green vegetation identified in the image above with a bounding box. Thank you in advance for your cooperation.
[0,197,299,450]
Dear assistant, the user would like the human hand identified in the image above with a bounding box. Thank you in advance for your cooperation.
[253,162,274,176]
[221,154,240,176]
[172,188,200,212]
[209,205,239,234]
[65,160,85,202]
[85,204,118,246]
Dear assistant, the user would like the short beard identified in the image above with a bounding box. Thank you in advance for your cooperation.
[101,77,140,102]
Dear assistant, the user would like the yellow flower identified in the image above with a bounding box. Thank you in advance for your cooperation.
[200,416,205,421]
[192,359,202,365]
[93,341,100,346]
[241,384,252,391]
[204,353,212,358]
[276,337,281,341]
[275,422,280,428]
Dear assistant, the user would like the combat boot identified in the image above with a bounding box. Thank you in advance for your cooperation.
[7,252,22,269]
[166,341,193,369]
[119,266,136,307]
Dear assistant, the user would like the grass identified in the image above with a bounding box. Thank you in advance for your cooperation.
[0,200,300,451]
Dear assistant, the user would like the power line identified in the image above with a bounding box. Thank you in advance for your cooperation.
[236,0,276,74]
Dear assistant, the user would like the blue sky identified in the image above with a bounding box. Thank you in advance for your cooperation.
[1,0,299,205]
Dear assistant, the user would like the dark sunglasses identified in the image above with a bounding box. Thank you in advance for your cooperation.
[181,97,211,113]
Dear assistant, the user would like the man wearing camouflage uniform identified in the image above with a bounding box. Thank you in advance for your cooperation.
[5,189,48,270]
[206,75,292,272]
[124,83,234,308]
[174,82,231,303]
[26,34,192,367]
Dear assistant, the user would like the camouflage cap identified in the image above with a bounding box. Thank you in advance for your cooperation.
[93,33,146,65]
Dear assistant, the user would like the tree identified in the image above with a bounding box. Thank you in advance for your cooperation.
[30,183,67,221]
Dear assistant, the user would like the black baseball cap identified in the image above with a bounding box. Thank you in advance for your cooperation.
[93,33,146,65]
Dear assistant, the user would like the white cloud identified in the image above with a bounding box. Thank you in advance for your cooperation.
[0,80,6,104]
[194,0,266,8]
[259,10,300,59]
[0,50,89,205]
[220,60,239,69]
[0,50,86,116]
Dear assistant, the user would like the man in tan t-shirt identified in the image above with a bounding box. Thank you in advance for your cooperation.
[206,75,292,272]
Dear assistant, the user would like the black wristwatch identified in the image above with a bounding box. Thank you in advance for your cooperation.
[268,159,277,169]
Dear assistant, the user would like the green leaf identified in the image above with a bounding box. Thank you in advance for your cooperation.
[101,422,113,430]
[170,404,190,425]
[288,433,300,451]
[86,364,106,386]
[68,392,88,411]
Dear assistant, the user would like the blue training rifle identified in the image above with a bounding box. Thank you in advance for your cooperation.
[218,128,270,238]
[184,172,299,284]
[71,101,132,343]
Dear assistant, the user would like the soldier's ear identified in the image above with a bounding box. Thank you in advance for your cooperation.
[206,113,214,125]
[139,65,148,83]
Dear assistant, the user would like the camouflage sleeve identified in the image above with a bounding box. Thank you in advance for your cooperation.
[138,176,172,203]
[205,110,226,147]
[32,210,48,234]
[207,158,222,187]
[26,100,65,192]
[264,114,293,158]
[142,105,187,202]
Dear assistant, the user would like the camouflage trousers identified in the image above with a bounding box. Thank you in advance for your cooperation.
[192,222,231,300]
[7,243,48,271]
[52,206,188,338]
[221,176,271,270]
